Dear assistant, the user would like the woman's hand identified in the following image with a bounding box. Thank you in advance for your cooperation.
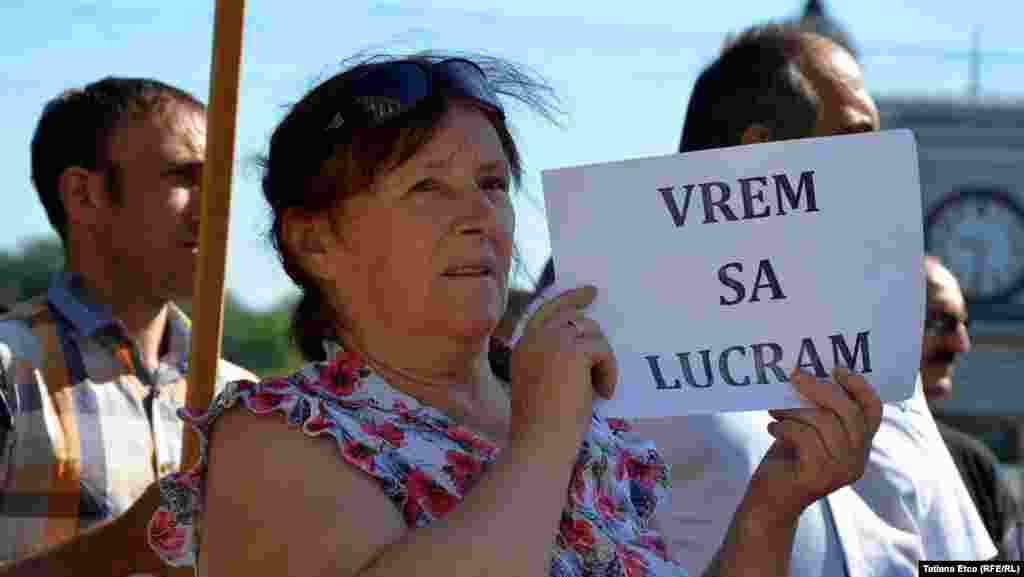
[746,367,883,524]
[509,285,618,447]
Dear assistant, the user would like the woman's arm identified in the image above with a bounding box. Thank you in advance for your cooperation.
[202,408,581,577]
[699,492,799,577]
[700,367,884,577]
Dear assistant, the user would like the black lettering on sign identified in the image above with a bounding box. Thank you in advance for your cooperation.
[649,331,872,392]
[831,331,872,373]
[719,259,787,306]
[657,170,820,227]
[773,171,819,215]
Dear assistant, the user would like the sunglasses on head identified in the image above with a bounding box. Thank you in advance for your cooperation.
[924,311,970,338]
[325,58,501,132]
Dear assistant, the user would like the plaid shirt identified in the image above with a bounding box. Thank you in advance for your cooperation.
[0,272,254,562]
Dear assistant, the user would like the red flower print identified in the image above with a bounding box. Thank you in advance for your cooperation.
[148,509,187,559]
[319,360,356,397]
[446,425,498,457]
[406,470,458,518]
[403,499,424,525]
[406,470,431,500]
[606,418,632,432]
[305,413,333,435]
[427,485,457,517]
[246,391,288,413]
[342,440,376,472]
[619,545,649,577]
[338,351,363,377]
[616,457,629,481]
[318,351,364,396]
[596,491,621,519]
[361,420,406,447]
[625,455,659,489]
[570,467,586,506]
[560,516,596,550]
[444,450,483,493]
[264,377,291,391]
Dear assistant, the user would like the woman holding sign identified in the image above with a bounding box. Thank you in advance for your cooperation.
[146,53,882,577]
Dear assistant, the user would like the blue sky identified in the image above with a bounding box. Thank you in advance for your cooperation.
[3,1,1023,310]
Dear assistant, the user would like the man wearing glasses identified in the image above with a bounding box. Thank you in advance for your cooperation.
[921,256,973,403]
[922,255,1022,557]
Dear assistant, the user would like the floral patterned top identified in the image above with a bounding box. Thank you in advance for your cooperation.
[148,343,688,577]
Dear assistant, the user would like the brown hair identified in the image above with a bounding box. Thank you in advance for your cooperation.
[31,77,205,243]
[679,23,818,152]
[260,53,559,361]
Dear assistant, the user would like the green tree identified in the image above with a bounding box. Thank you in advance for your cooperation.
[0,236,65,306]
[220,293,303,377]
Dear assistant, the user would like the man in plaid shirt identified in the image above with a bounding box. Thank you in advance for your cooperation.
[0,77,255,576]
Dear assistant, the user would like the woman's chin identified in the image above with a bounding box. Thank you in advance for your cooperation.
[440,315,503,343]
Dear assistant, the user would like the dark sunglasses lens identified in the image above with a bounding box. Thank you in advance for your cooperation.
[439,59,501,110]
[349,62,431,123]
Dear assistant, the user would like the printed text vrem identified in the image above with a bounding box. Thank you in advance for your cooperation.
[657,170,819,226]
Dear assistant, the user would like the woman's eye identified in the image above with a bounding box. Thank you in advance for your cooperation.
[409,178,441,194]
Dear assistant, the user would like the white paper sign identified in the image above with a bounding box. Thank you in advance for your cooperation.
[541,130,925,418]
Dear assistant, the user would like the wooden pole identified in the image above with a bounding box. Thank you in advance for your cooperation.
[182,0,246,471]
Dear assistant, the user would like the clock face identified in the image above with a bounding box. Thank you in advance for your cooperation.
[924,187,1024,303]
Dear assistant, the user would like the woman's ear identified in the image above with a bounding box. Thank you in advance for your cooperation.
[280,208,337,282]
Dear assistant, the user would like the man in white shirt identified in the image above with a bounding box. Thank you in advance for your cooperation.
[631,22,996,576]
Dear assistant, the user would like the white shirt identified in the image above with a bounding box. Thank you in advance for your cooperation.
[844,378,997,565]
[633,377,996,576]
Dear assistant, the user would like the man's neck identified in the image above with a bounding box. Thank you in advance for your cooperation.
[72,270,171,370]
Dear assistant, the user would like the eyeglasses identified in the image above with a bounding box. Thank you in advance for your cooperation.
[325,58,501,132]
[924,311,970,338]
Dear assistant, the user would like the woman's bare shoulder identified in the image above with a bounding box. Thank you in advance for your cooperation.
[202,404,407,576]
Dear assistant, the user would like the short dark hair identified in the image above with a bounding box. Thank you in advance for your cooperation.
[31,77,204,243]
[260,53,559,361]
[679,23,818,153]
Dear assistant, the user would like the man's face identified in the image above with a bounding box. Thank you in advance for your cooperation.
[920,263,972,402]
[99,103,206,303]
[801,38,881,137]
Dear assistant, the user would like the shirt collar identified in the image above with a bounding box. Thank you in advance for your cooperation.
[47,271,194,372]
[46,272,118,337]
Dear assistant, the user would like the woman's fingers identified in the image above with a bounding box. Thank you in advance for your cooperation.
[520,295,618,400]
[548,314,618,399]
[832,367,883,441]
[767,407,846,466]
[573,317,618,399]
[766,418,827,467]
[781,369,868,457]
[767,367,883,485]
[524,285,596,333]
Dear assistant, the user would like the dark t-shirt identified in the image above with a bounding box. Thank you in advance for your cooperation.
[937,420,1022,553]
